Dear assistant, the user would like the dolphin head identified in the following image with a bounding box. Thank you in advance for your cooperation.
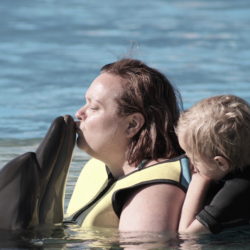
[0,115,76,230]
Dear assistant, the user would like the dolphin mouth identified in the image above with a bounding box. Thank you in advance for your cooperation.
[64,114,76,126]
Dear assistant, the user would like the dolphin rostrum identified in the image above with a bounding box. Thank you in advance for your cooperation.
[0,115,76,230]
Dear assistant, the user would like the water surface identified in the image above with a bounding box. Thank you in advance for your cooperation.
[0,0,250,248]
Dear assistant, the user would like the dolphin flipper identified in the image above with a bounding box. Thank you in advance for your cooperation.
[0,115,76,230]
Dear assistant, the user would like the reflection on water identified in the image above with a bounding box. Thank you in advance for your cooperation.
[179,226,250,250]
[1,0,250,248]
[0,226,186,249]
[1,224,250,249]
[0,225,172,249]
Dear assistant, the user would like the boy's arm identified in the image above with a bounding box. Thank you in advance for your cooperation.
[178,173,212,234]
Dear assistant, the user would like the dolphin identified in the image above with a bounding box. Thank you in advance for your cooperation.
[0,115,76,230]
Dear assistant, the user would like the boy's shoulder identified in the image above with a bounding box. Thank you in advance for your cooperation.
[224,166,250,180]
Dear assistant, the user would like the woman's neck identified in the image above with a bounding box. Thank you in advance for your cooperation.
[109,161,137,178]
[107,157,170,178]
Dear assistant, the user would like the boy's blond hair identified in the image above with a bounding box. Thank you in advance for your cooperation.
[176,95,250,171]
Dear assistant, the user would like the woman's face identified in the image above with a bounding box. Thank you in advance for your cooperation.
[75,72,129,161]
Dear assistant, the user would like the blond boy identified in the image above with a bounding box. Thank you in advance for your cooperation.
[176,95,250,234]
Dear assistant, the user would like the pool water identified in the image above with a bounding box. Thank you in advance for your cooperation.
[2,224,250,249]
[0,0,250,248]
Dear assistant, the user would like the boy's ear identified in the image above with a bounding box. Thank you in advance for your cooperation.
[126,113,145,138]
[213,156,230,172]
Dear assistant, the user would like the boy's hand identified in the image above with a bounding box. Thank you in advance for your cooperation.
[192,172,212,185]
[179,172,212,234]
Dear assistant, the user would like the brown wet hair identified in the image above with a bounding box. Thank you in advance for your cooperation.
[101,58,183,165]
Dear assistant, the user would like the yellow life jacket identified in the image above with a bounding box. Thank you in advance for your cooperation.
[65,155,190,228]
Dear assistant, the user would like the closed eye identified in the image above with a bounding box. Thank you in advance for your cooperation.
[90,106,99,110]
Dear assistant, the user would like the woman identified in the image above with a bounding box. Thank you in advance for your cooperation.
[0,58,190,232]
[66,58,191,232]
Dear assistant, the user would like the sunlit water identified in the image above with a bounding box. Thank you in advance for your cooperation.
[0,0,250,248]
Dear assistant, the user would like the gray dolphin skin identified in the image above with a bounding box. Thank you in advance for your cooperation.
[0,115,76,230]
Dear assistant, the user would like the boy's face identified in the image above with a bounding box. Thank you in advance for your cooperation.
[178,132,227,180]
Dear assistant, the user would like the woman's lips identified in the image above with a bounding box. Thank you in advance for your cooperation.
[74,121,81,134]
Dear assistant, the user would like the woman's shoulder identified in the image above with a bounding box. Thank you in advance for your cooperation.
[143,154,188,168]
[118,182,185,231]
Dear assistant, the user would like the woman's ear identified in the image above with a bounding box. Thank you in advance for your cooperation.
[126,113,145,138]
[213,156,230,172]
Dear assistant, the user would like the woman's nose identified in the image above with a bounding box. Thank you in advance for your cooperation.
[75,106,86,120]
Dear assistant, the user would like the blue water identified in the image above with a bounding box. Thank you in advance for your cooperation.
[0,0,250,248]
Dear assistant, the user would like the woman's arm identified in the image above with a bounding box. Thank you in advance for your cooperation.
[178,173,211,234]
[119,183,185,232]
